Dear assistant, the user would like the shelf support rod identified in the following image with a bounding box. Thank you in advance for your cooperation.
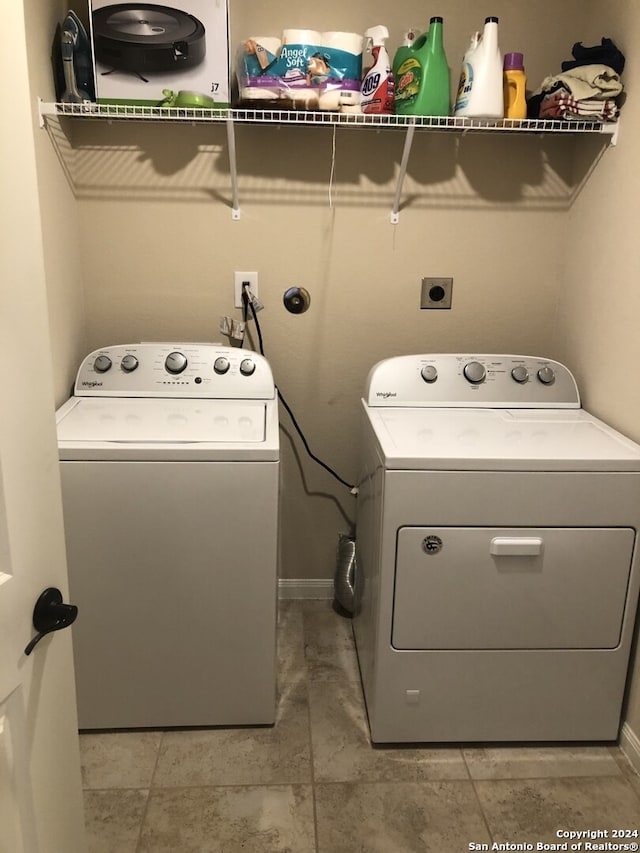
[390,122,416,224]
[604,121,620,147]
[38,97,47,129]
[226,118,240,220]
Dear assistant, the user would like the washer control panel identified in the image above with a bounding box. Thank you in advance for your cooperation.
[366,354,580,408]
[74,343,275,399]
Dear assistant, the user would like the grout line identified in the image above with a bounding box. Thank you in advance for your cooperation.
[149,730,165,789]
[134,731,164,852]
[469,773,496,847]
[469,771,635,783]
[83,785,151,792]
[301,604,321,853]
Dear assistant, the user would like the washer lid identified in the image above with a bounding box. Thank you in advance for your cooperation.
[56,397,278,461]
[365,405,640,471]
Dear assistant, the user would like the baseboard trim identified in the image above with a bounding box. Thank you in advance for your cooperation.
[620,721,640,775]
[278,579,334,599]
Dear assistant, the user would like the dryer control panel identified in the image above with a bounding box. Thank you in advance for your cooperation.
[74,343,275,399]
[365,354,580,408]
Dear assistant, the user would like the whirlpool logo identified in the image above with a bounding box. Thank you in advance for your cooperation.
[376,391,397,399]
[81,380,103,388]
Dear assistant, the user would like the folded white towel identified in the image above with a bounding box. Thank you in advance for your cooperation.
[537,64,623,100]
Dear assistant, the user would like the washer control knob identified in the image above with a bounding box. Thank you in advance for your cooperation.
[537,366,555,385]
[420,365,438,384]
[93,355,112,373]
[214,357,230,375]
[239,358,256,376]
[165,352,187,375]
[511,365,529,384]
[463,361,486,384]
[121,354,139,373]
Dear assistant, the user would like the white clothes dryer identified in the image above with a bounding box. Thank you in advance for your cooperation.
[56,343,279,729]
[353,354,640,743]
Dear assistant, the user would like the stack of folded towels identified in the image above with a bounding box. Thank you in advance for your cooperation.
[528,37,625,122]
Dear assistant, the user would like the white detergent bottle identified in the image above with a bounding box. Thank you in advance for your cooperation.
[454,16,503,118]
[361,25,394,114]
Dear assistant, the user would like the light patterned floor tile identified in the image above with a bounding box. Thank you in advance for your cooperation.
[315,781,490,853]
[80,731,162,789]
[309,676,468,782]
[138,785,315,853]
[302,603,360,682]
[475,775,640,845]
[463,744,622,780]
[610,745,640,799]
[152,680,311,787]
[277,599,306,683]
[78,601,640,852]
[83,788,148,853]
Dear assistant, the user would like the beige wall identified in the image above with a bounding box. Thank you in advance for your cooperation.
[26,0,87,405]
[552,0,640,752]
[73,127,578,579]
[68,0,592,581]
[32,1,640,744]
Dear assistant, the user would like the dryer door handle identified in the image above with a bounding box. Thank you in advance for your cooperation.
[490,537,543,557]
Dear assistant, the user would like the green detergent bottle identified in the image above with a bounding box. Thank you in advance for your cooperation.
[394,16,450,116]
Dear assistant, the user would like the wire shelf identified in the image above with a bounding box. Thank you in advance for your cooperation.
[40,101,617,137]
[38,99,618,223]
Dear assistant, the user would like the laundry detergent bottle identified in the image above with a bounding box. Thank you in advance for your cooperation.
[454,16,503,119]
[503,52,527,119]
[394,16,449,116]
[361,25,394,114]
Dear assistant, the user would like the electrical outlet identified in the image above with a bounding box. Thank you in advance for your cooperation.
[421,277,453,309]
[234,271,258,308]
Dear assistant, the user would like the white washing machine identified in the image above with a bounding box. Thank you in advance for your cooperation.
[56,342,279,729]
[353,354,640,744]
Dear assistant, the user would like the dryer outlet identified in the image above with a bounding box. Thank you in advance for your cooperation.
[234,271,259,308]
[421,277,453,309]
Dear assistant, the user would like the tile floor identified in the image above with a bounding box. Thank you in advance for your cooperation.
[81,600,640,852]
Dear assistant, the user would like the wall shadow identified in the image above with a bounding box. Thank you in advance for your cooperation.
[45,114,614,211]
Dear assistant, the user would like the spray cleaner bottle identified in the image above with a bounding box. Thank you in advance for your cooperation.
[454,16,503,118]
[361,26,394,114]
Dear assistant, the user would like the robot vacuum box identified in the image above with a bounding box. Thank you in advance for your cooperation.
[89,0,229,106]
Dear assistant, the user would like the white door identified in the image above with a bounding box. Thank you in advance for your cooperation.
[0,3,85,852]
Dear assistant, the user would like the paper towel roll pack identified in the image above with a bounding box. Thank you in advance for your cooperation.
[236,30,363,110]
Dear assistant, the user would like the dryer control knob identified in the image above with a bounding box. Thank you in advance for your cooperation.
[463,361,486,384]
[421,365,438,384]
[121,354,139,373]
[165,352,188,375]
[511,365,529,384]
[239,358,256,376]
[214,357,230,375]
[537,366,555,385]
[94,355,112,373]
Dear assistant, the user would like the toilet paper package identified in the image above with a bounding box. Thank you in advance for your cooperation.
[236,30,363,110]
[236,37,282,103]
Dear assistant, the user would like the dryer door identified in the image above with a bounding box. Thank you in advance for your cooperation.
[392,526,635,650]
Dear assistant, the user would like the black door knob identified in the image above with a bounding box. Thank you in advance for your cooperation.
[24,587,78,656]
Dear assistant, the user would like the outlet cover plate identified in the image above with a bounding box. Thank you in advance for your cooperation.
[234,271,258,308]
[421,277,453,309]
